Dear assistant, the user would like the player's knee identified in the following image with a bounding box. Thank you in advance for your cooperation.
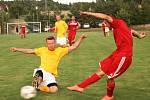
[49,86,58,93]
[107,78,115,83]
[107,78,115,88]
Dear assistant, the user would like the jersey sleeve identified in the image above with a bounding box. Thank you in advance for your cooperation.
[59,47,69,58]
[110,17,119,29]
[63,21,68,30]
[34,47,43,56]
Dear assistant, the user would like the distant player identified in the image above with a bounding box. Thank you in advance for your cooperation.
[16,25,19,34]
[52,15,68,47]
[20,24,27,38]
[67,12,146,100]
[102,20,110,37]
[10,34,87,93]
[68,16,80,46]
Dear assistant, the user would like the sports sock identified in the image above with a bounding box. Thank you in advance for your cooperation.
[77,73,101,88]
[69,41,72,46]
[107,79,115,97]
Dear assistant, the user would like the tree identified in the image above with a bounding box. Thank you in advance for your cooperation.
[0,3,9,34]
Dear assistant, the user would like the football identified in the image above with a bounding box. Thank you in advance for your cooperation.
[20,86,37,99]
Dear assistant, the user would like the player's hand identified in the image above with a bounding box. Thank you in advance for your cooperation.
[80,34,87,40]
[49,28,55,32]
[10,47,17,52]
[139,32,146,39]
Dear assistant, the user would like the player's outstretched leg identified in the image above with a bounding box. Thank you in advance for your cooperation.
[101,95,113,100]
[67,71,105,93]
[67,85,84,93]
[39,86,58,93]
[101,79,115,100]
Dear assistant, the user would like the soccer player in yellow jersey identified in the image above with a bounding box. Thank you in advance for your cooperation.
[10,34,86,93]
[54,15,68,47]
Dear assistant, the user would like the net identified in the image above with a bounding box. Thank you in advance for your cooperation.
[6,22,41,34]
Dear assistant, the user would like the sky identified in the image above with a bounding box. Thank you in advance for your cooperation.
[53,0,96,4]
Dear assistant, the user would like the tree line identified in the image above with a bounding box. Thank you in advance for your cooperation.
[0,0,150,32]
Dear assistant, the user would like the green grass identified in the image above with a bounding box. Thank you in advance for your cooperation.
[0,30,150,100]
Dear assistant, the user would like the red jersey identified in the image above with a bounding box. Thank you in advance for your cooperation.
[20,25,26,33]
[68,21,79,31]
[110,17,133,56]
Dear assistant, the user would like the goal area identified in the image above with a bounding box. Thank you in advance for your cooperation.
[6,22,41,34]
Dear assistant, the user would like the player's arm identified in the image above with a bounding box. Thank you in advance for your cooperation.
[131,29,146,39]
[49,27,56,32]
[80,12,113,23]
[77,22,81,30]
[68,34,87,53]
[50,23,57,33]
[64,21,68,31]
[10,47,35,54]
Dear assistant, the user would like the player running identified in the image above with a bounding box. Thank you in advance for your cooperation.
[20,24,27,38]
[52,15,68,47]
[67,12,146,100]
[10,34,86,93]
[68,16,80,46]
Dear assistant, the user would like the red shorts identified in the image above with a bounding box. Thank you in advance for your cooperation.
[99,54,132,79]
[68,31,76,41]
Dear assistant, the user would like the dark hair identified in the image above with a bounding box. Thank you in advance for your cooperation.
[46,36,55,41]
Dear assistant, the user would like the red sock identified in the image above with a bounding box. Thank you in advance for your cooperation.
[77,73,101,88]
[68,39,72,46]
[107,79,115,97]
[69,42,72,46]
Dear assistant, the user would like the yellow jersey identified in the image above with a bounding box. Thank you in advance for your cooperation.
[55,20,68,37]
[34,47,68,76]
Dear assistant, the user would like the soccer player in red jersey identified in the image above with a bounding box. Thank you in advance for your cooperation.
[20,24,27,38]
[68,16,80,46]
[67,12,146,100]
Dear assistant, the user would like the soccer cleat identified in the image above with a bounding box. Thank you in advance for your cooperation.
[67,85,84,93]
[101,95,113,100]
[32,74,42,89]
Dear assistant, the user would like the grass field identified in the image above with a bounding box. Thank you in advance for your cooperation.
[0,30,150,100]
